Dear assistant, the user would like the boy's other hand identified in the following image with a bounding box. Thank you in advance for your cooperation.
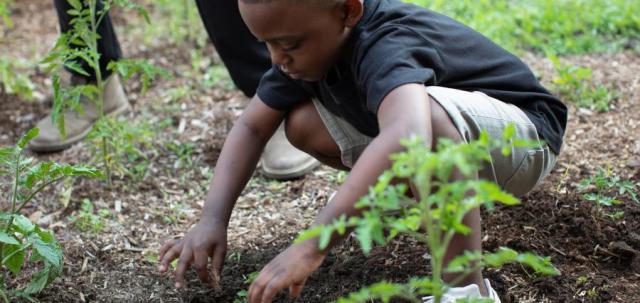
[248,242,325,303]
[157,219,228,289]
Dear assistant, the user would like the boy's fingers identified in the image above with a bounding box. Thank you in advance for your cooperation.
[289,279,306,298]
[174,247,194,288]
[210,247,226,286]
[261,276,287,303]
[158,240,175,259]
[158,244,181,272]
[248,271,270,303]
[193,250,210,284]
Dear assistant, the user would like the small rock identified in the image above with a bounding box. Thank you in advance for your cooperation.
[626,160,640,169]
[577,108,594,116]
[577,108,594,123]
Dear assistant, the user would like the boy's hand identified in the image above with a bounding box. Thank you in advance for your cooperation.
[158,219,228,289]
[248,242,325,303]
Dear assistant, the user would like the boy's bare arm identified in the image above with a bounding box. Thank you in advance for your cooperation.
[201,96,285,224]
[246,84,433,303]
[313,83,432,249]
[159,96,284,288]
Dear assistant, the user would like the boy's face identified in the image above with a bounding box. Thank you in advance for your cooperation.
[239,1,362,82]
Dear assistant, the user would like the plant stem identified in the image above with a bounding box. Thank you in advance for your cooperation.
[1,243,31,265]
[16,177,65,213]
[0,287,9,303]
[4,150,21,233]
[448,264,484,287]
[89,0,111,186]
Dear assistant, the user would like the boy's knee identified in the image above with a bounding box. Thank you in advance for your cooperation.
[284,101,318,150]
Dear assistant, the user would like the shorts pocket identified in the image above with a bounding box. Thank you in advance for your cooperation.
[503,148,545,197]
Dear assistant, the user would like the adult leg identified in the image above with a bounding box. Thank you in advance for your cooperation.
[194,0,319,179]
[194,0,270,98]
[53,0,122,81]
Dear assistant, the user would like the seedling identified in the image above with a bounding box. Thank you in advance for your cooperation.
[547,52,618,112]
[69,199,105,234]
[228,251,243,263]
[166,141,197,169]
[0,129,100,301]
[234,271,259,303]
[578,167,637,221]
[0,58,35,100]
[297,127,558,302]
[85,116,154,182]
[41,0,167,186]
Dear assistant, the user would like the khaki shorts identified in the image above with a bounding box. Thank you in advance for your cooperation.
[311,86,558,197]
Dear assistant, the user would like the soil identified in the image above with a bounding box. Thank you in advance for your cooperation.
[1,1,639,302]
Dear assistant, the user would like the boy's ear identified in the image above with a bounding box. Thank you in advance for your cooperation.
[340,0,364,28]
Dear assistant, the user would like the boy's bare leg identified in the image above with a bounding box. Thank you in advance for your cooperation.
[429,99,488,297]
[285,98,488,296]
[284,100,349,171]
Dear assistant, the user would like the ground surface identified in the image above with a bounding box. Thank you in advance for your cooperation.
[1,1,639,302]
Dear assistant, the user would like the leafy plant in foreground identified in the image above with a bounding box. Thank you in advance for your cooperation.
[0,129,100,301]
[42,0,167,186]
[297,127,559,303]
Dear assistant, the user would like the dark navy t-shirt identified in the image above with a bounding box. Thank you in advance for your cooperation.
[257,0,567,154]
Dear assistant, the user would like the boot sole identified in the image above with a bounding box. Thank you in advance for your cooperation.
[28,104,132,153]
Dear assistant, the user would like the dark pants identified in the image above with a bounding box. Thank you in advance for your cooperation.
[54,0,122,81]
[53,0,271,97]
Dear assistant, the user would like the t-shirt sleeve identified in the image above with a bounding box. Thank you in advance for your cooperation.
[355,26,441,114]
[256,65,312,111]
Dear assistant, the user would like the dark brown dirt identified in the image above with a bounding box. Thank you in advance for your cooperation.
[1,1,639,302]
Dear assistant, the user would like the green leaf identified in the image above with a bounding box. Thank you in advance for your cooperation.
[0,231,19,245]
[319,227,333,250]
[68,0,82,11]
[12,215,35,234]
[2,243,26,275]
[294,226,324,245]
[502,124,516,141]
[24,265,51,294]
[17,128,39,149]
[32,238,63,270]
[34,226,56,244]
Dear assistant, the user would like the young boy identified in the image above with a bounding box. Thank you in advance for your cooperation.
[158,0,567,302]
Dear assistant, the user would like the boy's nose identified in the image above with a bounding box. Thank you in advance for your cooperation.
[270,49,291,68]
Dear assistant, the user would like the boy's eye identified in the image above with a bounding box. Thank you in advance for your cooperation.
[281,41,301,51]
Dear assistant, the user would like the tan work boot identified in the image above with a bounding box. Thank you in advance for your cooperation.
[261,123,320,180]
[29,74,130,152]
